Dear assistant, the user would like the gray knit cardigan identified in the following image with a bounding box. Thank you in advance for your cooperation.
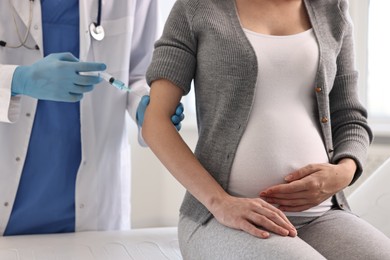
[146,0,373,224]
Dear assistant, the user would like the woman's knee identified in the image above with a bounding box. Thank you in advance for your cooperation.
[178,216,325,260]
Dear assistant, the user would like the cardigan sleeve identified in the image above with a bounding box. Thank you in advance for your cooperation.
[329,0,373,185]
[146,0,197,95]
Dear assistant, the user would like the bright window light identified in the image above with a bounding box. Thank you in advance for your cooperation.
[368,1,390,118]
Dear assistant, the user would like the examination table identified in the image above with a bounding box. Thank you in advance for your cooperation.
[0,227,182,260]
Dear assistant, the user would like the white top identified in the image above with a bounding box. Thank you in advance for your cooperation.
[0,0,156,235]
[227,28,332,216]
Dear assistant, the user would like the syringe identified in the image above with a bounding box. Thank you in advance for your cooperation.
[98,72,131,92]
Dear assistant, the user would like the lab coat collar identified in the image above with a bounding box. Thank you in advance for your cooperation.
[9,0,43,54]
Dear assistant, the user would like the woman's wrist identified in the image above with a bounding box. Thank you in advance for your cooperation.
[336,158,357,188]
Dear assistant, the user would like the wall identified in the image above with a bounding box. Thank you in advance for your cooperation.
[129,122,193,228]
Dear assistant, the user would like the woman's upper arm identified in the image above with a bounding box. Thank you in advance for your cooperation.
[148,79,184,118]
[146,0,197,96]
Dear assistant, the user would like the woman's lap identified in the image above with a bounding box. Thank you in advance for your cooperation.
[178,209,390,260]
[295,209,390,260]
[178,215,325,260]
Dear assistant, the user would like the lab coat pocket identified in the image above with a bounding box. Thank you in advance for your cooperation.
[91,15,134,75]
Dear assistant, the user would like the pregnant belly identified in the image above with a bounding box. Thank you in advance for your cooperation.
[227,114,329,198]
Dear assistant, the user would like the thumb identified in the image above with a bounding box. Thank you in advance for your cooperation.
[136,95,150,127]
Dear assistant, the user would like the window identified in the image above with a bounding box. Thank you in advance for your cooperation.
[367,1,390,125]
[341,1,389,135]
[158,0,175,34]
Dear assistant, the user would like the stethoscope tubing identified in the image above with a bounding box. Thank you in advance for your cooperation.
[90,0,105,41]
[0,0,105,50]
[0,0,39,50]
[97,0,102,28]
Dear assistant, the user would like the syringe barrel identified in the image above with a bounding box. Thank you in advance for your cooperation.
[99,71,114,82]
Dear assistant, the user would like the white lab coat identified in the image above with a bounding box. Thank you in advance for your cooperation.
[0,0,157,235]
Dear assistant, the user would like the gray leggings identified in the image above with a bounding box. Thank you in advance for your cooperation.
[178,209,390,260]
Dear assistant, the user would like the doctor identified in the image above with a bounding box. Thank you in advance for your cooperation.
[0,0,183,236]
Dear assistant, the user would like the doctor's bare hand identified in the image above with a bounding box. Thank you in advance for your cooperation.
[260,159,357,212]
[11,52,106,102]
[210,195,297,239]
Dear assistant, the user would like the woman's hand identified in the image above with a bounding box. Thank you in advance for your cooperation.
[260,159,357,212]
[210,195,297,239]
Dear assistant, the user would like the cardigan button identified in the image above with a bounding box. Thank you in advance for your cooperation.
[315,87,322,93]
[321,117,328,123]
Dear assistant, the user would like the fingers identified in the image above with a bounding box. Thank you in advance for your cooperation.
[249,213,290,237]
[171,115,183,131]
[285,164,322,182]
[264,197,309,207]
[213,197,298,239]
[240,199,296,237]
[67,92,83,102]
[261,181,306,197]
[251,203,297,237]
[239,220,270,239]
[175,102,184,115]
[49,52,107,72]
[172,102,185,124]
[45,53,106,72]
[74,61,107,72]
[261,201,292,224]
[140,95,150,107]
[69,85,94,94]
[136,95,150,127]
[174,122,182,131]
[51,52,79,62]
[171,102,185,131]
[171,114,185,124]
[73,74,102,86]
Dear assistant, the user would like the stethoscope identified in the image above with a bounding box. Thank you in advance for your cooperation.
[0,0,39,50]
[0,0,105,50]
[89,0,105,41]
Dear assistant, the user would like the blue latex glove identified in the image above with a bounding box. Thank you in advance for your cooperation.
[136,95,185,131]
[11,52,106,102]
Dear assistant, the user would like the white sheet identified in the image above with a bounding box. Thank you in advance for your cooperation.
[348,157,390,237]
[0,227,182,260]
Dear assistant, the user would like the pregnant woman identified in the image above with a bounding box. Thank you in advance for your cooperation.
[142,0,390,258]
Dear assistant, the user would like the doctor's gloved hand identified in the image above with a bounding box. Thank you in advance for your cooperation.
[136,95,185,131]
[11,52,106,102]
